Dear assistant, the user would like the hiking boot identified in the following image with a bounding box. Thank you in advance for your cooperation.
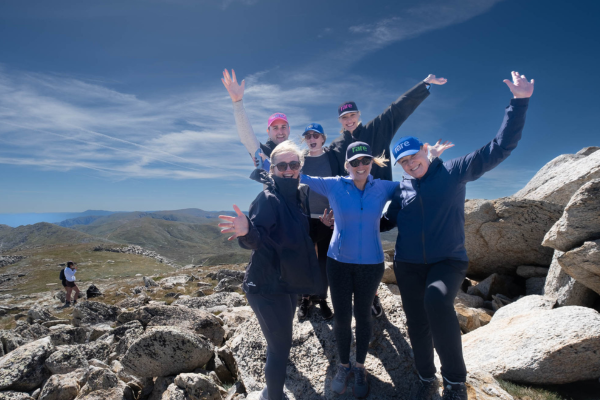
[331,364,352,394]
[298,297,311,320]
[352,366,369,399]
[318,299,333,320]
[371,294,383,318]
[413,377,439,400]
[441,382,467,400]
[64,301,71,308]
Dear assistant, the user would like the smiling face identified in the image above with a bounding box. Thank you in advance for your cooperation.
[346,156,372,183]
[267,119,290,144]
[398,146,430,179]
[305,132,326,152]
[339,112,360,133]
[271,151,301,179]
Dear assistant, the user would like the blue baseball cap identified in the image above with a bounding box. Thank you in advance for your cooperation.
[392,136,423,164]
[302,123,324,136]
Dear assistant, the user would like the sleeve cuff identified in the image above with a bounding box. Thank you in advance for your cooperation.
[510,97,530,107]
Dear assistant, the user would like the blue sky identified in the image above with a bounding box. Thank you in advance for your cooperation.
[0,0,598,214]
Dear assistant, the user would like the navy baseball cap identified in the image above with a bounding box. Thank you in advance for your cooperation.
[392,136,423,164]
[346,141,372,161]
[302,123,324,136]
[338,101,359,117]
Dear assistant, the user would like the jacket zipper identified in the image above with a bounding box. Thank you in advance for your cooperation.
[417,180,428,264]
[359,191,363,263]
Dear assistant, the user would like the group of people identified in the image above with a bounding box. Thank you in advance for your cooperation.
[218,69,534,400]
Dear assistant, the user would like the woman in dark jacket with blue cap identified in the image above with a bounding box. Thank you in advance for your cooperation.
[382,71,534,400]
[219,141,323,400]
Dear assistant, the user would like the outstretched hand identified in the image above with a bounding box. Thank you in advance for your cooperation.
[319,209,334,229]
[221,69,245,102]
[424,74,447,85]
[428,140,455,158]
[503,71,534,98]
[218,205,249,240]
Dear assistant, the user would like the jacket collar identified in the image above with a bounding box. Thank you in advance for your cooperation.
[342,123,363,139]
[249,168,300,204]
[402,157,442,182]
[341,174,374,189]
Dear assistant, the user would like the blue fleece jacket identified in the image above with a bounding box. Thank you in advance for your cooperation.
[300,174,398,264]
[382,98,529,264]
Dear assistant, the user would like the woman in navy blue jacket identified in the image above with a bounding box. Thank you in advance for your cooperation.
[382,71,534,400]
[219,141,323,400]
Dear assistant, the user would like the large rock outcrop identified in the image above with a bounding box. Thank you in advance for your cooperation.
[0,337,54,391]
[513,147,600,206]
[542,179,600,252]
[462,306,600,384]
[558,240,600,295]
[543,250,597,307]
[73,302,120,327]
[464,198,562,277]
[116,305,224,346]
[173,293,246,310]
[121,327,214,378]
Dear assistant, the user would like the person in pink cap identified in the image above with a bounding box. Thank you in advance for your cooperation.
[221,69,290,161]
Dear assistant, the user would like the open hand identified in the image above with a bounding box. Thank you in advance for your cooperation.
[424,74,447,85]
[503,71,534,98]
[319,209,334,229]
[428,140,455,158]
[221,69,245,102]
[218,205,249,240]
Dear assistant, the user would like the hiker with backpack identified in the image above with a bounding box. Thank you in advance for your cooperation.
[60,261,80,307]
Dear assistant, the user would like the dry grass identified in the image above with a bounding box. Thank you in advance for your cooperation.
[497,380,569,400]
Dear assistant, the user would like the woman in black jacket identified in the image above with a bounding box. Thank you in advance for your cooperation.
[219,141,323,400]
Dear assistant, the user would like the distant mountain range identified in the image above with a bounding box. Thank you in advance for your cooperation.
[0,222,106,252]
[0,210,119,228]
[0,208,249,266]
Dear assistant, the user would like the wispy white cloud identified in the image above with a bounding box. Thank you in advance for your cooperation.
[0,0,503,182]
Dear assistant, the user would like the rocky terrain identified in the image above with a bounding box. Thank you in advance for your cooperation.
[1,147,600,400]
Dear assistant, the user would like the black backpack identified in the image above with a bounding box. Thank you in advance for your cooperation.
[59,268,66,281]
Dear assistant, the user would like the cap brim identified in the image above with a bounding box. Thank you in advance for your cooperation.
[393,149,420,165]
[347,154,373,162]
[339,110,358,117]
[302,130,323,136]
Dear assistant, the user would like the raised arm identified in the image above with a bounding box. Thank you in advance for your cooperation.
[222,69,261,161]
[364,75,446,145]
[448,71,534,183]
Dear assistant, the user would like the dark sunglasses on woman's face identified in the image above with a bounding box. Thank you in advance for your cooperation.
[304,133,323,140]
[274,161,301,172]
[349,157,372,167]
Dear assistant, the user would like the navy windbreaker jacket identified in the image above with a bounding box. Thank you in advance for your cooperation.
[382,98,529,264]
[239,169,322,294]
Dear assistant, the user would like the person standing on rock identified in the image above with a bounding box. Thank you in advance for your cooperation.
[218,141,323,400]
[62,261,80,307]
[381,71,534,400]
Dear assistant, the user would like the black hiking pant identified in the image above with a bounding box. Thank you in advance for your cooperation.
[394,259,468,383]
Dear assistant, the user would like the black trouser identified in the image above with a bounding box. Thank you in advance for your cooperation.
[302,218,333,300]
[327,257,384,365]
[394,259,468,383]
[246,293,297,400]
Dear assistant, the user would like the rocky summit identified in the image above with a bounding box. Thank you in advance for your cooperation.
[1,146,600,400]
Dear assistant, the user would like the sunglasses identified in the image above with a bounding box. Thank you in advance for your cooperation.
[273,161,301,172]
[304,133,323,140]
[348,157,372,167]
